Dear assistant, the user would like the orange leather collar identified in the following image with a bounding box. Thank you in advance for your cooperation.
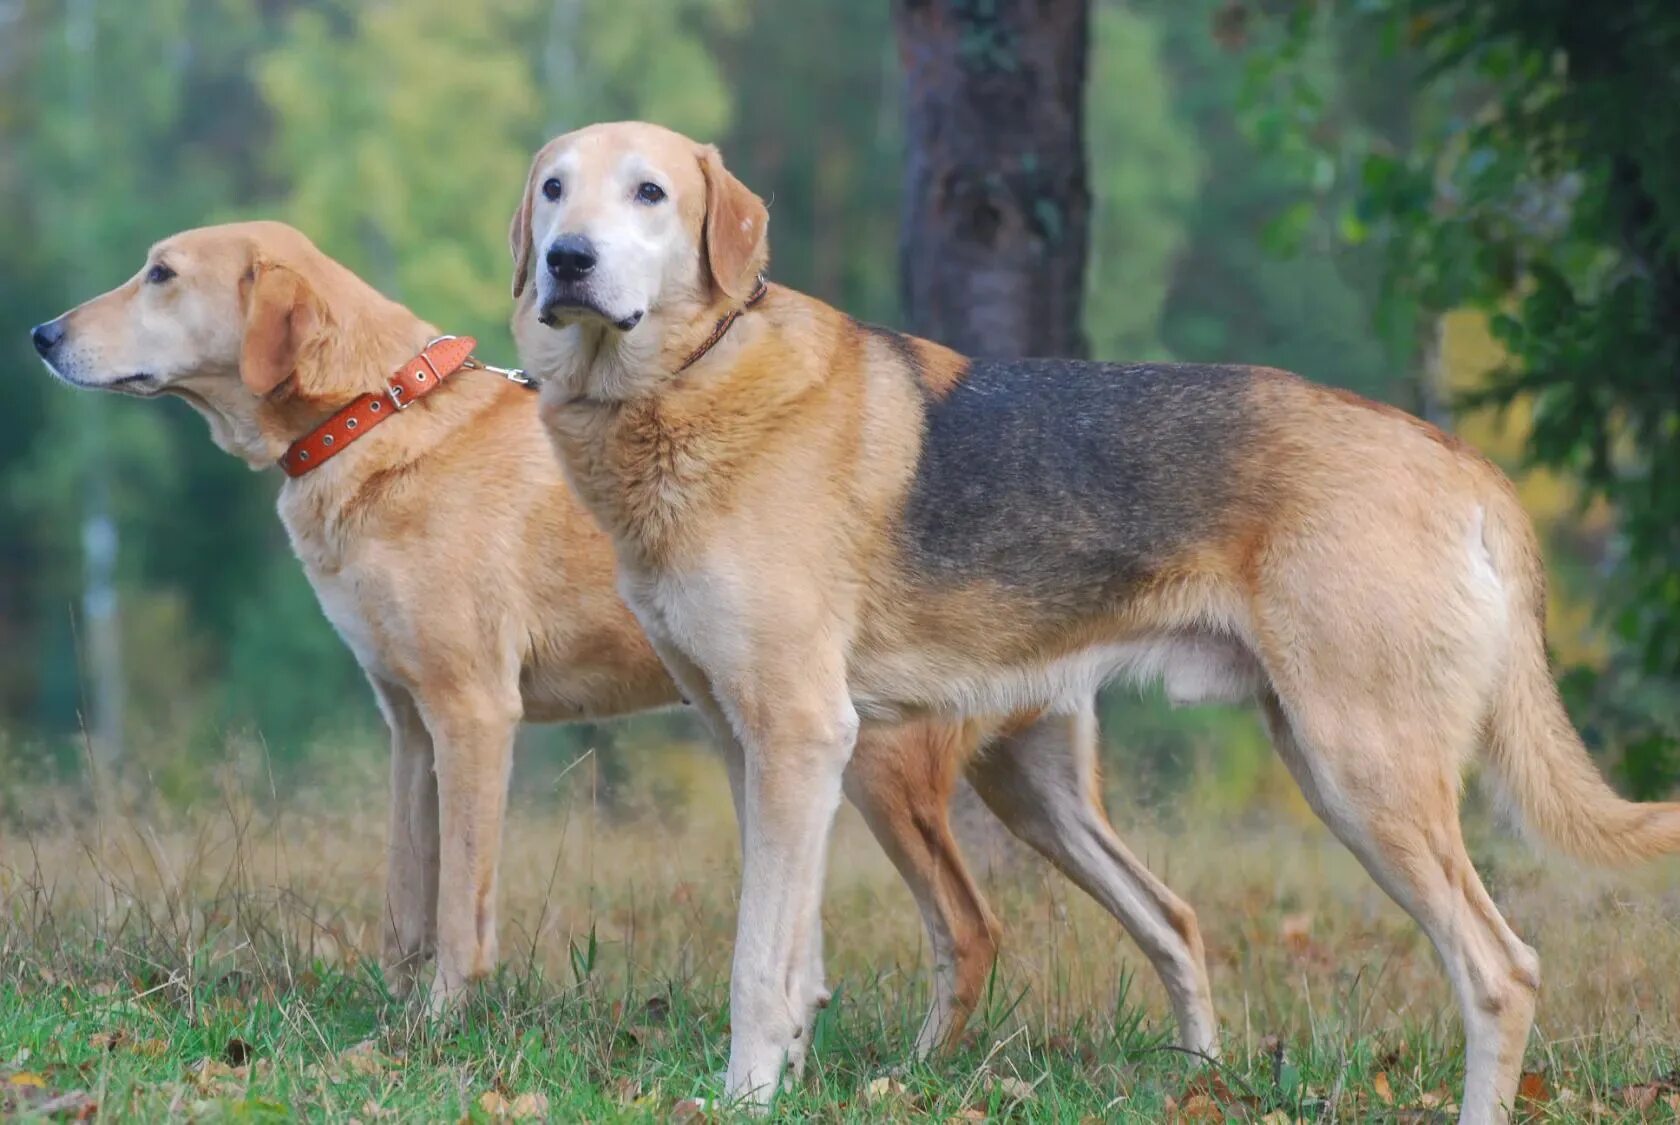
[279,335,479,478]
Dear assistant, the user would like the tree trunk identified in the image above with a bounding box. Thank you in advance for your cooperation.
[894,0,1092,358]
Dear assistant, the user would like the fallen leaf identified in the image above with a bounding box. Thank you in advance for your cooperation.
[8,1073,47,1088]
[1418,1086,1451,1108]
[642,996,671,1024]
[944,1111,986,1123]
[1176,1092,1224,1120]
[475,1090,510,1119]
[187,1057,242,1092]
[1517,1070,1549,1108]
[1183,1072,1237,1103]
[37,1090,97,1119]
[223,1037,254,1067]
[1621,1084,1660,1112]
[339,1039,398,1078]
[985,1073,1038,1103]
[88,1030,128,1052]
[135,1039,169,1059]
[1373,1070,1394,1105]
[669,1097,708,1123]
[1279,912,1312,954]
[866,1075,907,1103]
[509,1092,548,1120]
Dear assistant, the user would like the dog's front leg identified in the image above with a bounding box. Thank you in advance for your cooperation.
[647,636,834,1087]
[721,669,858,1106]
[418,687,520,1010]
[372,679,441,994]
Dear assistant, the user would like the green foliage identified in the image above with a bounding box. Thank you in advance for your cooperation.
[259,0,547,351]
[1083,2,1202,360]
[1141,0,1407,394]
[713,0,901,320]
[1242,0,1680,794]
[8,0,1599,800]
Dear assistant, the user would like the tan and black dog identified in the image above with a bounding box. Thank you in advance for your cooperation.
[29,221,1217,1064]
[511,122,1680,1120]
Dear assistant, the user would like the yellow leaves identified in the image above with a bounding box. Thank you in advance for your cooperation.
[468,1089,550,1121]
[613,1076,665,1109]
[983,1073,1039,1104]
[5,1071,97,1119]
[865,1074,911,1108]
[1516,1069,1550,1111]
[1170,1091,1225,1120]
[88,1030,125,1052]
[668,1096,708,1123]
[1371,1069,1394,1105]
[1164,1071,1260,1121]
[1613,1075,1680,1114]
[338,1040,399,1079]
[186,1055,270,1094]
[1417,1085,1453,1109]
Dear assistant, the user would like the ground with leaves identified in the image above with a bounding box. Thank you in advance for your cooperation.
[1,759,1677,1121]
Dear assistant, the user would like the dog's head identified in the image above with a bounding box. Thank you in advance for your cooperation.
[30,221,383,466]
[509,122,768,394]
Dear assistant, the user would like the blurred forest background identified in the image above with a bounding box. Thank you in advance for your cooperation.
[0,0,1674,812]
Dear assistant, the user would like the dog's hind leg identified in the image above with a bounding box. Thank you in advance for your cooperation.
[1259,691,1538,1125]
[846,719,1001,1058]
[372,678,440,995]
[967,701,1220,1059]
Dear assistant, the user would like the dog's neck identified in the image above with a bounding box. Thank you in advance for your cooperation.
[259,298,440,457]
[184,279,466,476]
[537,285,821,568]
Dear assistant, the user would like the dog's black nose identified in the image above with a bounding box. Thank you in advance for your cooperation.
[31,318,65,357]
[546,234,597,281]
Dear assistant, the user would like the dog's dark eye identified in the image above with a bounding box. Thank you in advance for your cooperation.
[541,178,563,202]
[635,182,666,204]
[146,263,175,285]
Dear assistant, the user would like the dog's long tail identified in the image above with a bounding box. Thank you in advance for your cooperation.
[1479,479,1680,864]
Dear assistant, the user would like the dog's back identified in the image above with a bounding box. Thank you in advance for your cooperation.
[899,357,1276,613]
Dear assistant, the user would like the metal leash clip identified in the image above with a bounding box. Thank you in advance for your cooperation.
[417,335,538,391]
[462,356,538,390]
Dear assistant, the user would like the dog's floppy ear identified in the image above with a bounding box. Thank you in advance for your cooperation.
[240,259,320,398]
[509,147,547,300]
[698,144,768,302]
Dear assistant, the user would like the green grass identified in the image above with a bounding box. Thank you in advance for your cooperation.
[2,949,1676,1121]
[2,767,1677,1120]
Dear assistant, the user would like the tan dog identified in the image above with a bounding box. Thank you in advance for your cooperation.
[30,221,1217,1064]
[512,122,1680,1119]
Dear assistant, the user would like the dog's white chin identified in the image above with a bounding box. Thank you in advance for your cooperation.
[538,300,645,334]
[43,362,161,396]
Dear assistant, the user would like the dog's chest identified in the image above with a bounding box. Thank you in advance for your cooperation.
[300,551,396,677]
[616,560,752,683]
